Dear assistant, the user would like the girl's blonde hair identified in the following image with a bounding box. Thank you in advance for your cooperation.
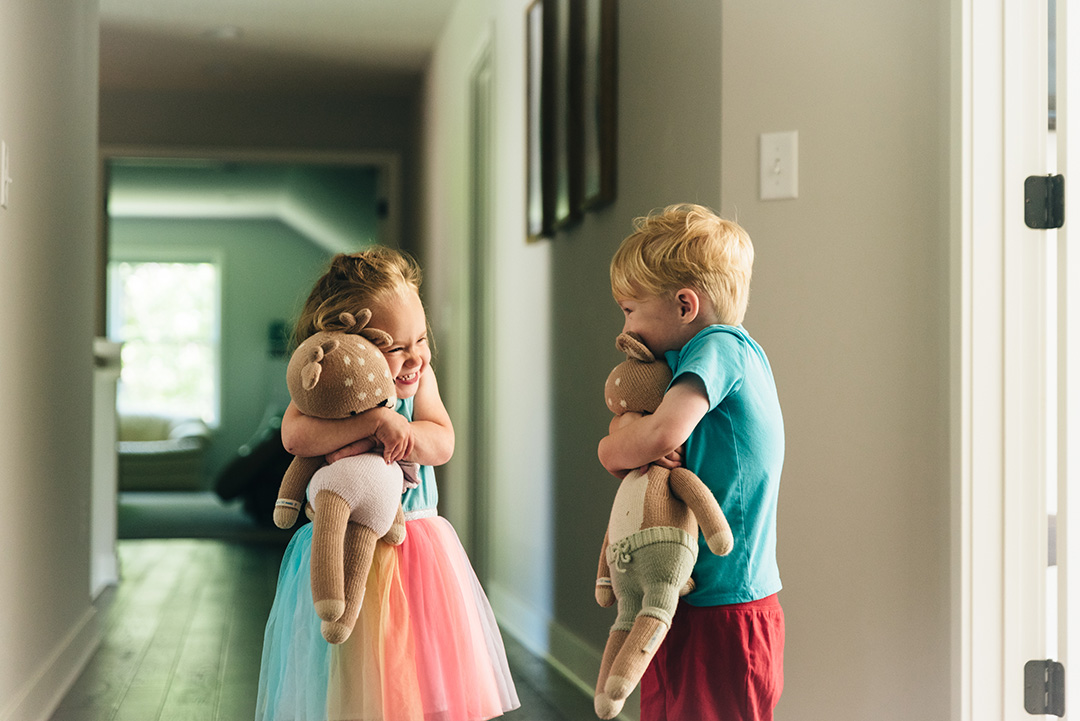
[610,203,754,326]
[294,246,422,346]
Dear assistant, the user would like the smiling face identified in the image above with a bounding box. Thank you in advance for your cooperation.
[368,288,431,400]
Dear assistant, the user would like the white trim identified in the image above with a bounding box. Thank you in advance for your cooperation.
[955,1,1007,715]
[0,607,99,721]
[956,1,1053,718]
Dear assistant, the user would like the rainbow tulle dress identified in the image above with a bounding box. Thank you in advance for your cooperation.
[256,398,519,721]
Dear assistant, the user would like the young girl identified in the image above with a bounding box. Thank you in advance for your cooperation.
[256,248,520,721]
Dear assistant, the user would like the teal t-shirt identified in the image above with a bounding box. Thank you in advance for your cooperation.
[664,325,784,605]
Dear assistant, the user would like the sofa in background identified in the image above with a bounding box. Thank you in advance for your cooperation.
[117,413,211,492]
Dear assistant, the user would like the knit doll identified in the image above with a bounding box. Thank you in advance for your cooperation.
[274,310,416,644]
[594,332,735,719]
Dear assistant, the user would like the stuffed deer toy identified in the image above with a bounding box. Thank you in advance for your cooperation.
[275,310,416,644]
[593,332,735,719]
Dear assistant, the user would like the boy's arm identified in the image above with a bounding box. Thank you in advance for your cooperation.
[598,375,710,477]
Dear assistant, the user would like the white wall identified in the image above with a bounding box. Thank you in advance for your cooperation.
[0,1,101,719]
[422,1,953,720]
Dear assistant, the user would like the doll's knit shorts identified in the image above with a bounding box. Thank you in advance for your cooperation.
[606,526,698,632]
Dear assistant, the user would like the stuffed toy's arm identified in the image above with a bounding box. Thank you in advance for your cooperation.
[275,455,324,529]
[596,530,615,607]
[668,467,734,556]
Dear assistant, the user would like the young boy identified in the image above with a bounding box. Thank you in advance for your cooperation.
[597,204,785,721]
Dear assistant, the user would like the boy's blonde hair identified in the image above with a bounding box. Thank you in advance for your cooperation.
[611,203,754,326]
[294,246,422,346]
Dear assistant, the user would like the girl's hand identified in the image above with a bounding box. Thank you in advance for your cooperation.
[325,437,378,464]
[375,411,414,464]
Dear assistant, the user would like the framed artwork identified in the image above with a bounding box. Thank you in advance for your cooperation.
[550,0,582,229]
[526,0,616,240]
[581,0,617,210]
[526,0,550,241]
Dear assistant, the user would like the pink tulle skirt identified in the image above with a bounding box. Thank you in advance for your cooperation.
[257,514,519,721]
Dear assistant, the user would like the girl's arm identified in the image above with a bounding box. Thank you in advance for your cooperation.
[295,368,455,467]
[598,375,709,477]
[405,368,454,467]
[281,402,398,458]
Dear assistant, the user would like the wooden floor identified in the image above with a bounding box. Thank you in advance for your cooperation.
[49,538,601,721]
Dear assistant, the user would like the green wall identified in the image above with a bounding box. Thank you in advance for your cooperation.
[109,217,336,488]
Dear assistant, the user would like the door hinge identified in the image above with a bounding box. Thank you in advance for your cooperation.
[1025,174,1065,230]
[1025,659,1065,717]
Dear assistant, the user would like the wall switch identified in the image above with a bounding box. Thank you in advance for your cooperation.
[759,131,798,200]
[1,141,10,209]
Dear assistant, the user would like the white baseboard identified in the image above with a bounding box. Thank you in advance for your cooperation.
[489,582,640,721]
[0,607,100,721]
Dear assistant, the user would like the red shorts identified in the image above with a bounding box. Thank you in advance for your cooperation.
[640,594,785,721]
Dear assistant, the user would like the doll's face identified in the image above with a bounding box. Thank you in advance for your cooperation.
[369,289,431,400]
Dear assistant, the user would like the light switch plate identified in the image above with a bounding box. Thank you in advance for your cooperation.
[760,131,798,200]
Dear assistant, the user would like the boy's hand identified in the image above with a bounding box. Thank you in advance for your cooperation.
[374,410,414,464]
[651,445,685,469]
[325,437,378,464]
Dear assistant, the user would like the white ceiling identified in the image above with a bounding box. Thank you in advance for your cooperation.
[99,0,459,95]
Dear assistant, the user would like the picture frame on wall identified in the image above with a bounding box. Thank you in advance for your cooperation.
[526,0,616,241]
[526,0,550,241]
[551,0,583,229]
[581,0,617,210]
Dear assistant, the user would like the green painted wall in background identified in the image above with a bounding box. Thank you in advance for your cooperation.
[109,216,338,489]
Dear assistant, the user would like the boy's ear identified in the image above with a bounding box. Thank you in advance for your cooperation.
[675,288,701,323]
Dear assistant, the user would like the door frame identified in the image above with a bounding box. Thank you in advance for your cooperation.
[465,32,496,582]
[954,0,1053,718]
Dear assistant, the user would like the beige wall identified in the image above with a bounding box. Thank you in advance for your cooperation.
[0,1,100,719]
[720,2,953,717]
[422,1,953,719]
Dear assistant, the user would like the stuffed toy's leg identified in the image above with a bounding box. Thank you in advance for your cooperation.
[321,520,378,644]
[604,614,669,707]
[594,629,629,719]
[311,489,351,624]
[382,504,407,546]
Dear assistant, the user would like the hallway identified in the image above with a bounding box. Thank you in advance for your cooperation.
[48,539,599,721]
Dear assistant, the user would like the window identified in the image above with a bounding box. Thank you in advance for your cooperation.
[108,261,220,425]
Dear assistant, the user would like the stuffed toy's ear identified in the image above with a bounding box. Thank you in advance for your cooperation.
[615,332,655,363]
[359,327,394,349]
[301,339,340,390]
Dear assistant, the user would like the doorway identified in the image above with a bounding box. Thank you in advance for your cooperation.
[466,38,496,582]
[91,149,403,583]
